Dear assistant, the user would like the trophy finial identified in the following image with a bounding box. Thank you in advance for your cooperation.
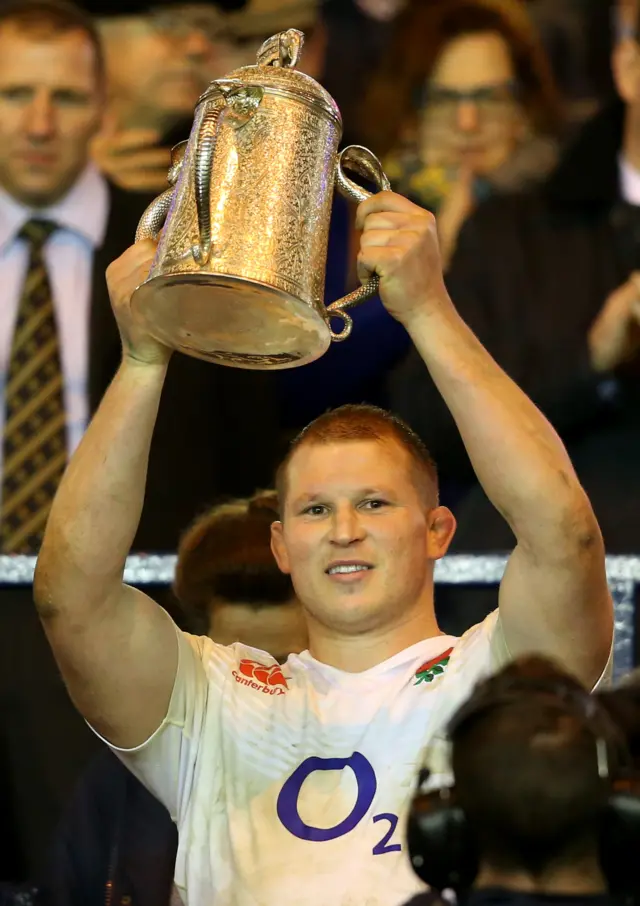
[257,29,304,69]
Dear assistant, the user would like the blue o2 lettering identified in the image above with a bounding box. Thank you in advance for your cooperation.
[372,813,402,854]
[276,752,401,853]
[277,752,376,841]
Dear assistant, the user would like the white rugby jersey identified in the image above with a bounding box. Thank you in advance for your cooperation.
[105,610,509,906]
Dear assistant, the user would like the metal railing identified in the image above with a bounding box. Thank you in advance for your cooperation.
[3,554,637,682]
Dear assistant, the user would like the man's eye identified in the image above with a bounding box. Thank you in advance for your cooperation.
[0,87,31,102]
[362,499,388,510]
[304,505,327,516]
[54,91,90,107]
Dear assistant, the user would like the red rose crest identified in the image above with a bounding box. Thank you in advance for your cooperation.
[414,647,454,686]
[238,659,289,689]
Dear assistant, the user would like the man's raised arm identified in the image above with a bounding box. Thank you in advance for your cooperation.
[358,193,612,687]
[34,241,179,749]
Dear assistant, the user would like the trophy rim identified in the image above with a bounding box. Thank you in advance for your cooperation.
[131,272,333,371]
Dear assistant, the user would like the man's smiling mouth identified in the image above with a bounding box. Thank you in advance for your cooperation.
[326,563,374,576]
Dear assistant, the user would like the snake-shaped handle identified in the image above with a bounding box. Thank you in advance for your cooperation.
[326,146,391,342]
[192,84,264,266]
[135,141,188,243]
[192,102,225,266]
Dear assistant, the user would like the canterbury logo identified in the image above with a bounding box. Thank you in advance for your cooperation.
[232,659,289,695]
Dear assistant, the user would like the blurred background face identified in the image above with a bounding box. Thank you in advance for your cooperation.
[420,30,527,176]
[0,23,103,207]
[219,20,327,81]
[273,439,441,636]
[101,5,226,129]
[613,0,640,109]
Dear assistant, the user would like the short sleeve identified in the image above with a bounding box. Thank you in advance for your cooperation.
[419,613,508,740]
[93,623,212,823]
[421,610,507,779]
[592,643,614,691]
[451,608,510,677]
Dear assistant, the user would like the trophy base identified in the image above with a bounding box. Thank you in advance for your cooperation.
[131,273,331,370]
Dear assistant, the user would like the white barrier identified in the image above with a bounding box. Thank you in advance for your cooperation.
[2,554,636,682]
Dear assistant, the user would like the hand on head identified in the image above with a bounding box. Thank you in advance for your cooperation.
[355,191,451,329]
[106,239,172,366]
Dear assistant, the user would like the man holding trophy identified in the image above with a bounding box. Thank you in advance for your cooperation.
[34,29,612,906]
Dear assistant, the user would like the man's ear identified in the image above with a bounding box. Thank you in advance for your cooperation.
[613,38,640,104]
[270,521,291,575]
[426,506,457,561]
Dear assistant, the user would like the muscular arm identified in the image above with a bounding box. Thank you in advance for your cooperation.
[34,243,179,748]
[407,305,612,684]
[358,193,612,687]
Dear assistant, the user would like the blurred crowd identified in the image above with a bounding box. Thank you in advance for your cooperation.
[0,0,635,557]
[0,0,638,562]
[2,0,640,902]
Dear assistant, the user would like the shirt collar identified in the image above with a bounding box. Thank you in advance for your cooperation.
[619,153,640,206]
[0,164,109,254]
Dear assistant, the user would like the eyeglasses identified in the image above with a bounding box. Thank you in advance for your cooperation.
[422,80,520,123]
[149,4,226,41]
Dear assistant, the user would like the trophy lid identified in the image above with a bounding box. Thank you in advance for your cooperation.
[200,29,342,127]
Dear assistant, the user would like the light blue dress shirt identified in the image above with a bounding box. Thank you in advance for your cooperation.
[0,164,109,501]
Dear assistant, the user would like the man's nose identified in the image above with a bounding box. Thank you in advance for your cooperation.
[329,505,366,546]
[27,93,56,140]
[456,99,480,132]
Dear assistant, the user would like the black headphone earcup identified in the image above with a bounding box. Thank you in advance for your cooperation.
[600,792,640,898]
[407,789,478,892]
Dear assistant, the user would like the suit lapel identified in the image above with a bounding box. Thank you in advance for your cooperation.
[88,183,151,413]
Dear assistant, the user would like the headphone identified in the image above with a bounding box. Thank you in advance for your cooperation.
[407,676,640,898]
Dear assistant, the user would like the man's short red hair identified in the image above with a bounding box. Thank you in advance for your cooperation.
[275,404,439,510]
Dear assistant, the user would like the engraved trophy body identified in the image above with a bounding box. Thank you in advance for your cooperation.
[132,29,390,370]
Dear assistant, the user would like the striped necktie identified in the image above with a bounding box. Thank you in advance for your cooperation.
[0,219,67,554]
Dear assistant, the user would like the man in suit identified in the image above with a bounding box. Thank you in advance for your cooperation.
[0,0,279,878]
[0,0,280,555]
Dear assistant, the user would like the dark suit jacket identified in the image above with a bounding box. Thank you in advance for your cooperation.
[42,749,177,906]
[88,183,281,551]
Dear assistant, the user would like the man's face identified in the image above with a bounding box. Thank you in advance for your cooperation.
[0,24,103,207]
[613,0,640,107]
[271,439,454,635]
[103,6,225,127]
[420,31,526,176]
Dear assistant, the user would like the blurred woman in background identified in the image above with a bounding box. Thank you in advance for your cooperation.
[361,0,564,266]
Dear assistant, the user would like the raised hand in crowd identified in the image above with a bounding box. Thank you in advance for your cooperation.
[92,123,173,194]
[588,274,640,373]
[434,166,477,269]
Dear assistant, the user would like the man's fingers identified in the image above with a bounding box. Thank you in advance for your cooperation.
[127,238,158,261]
[359,227,423,249]
[116,149,172,169]
[103,129,163,154]
[117,173,172,193]
[107,240,157,285]
[357,245,409,278]
[359,212,424,232]
[355,191,428,230]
